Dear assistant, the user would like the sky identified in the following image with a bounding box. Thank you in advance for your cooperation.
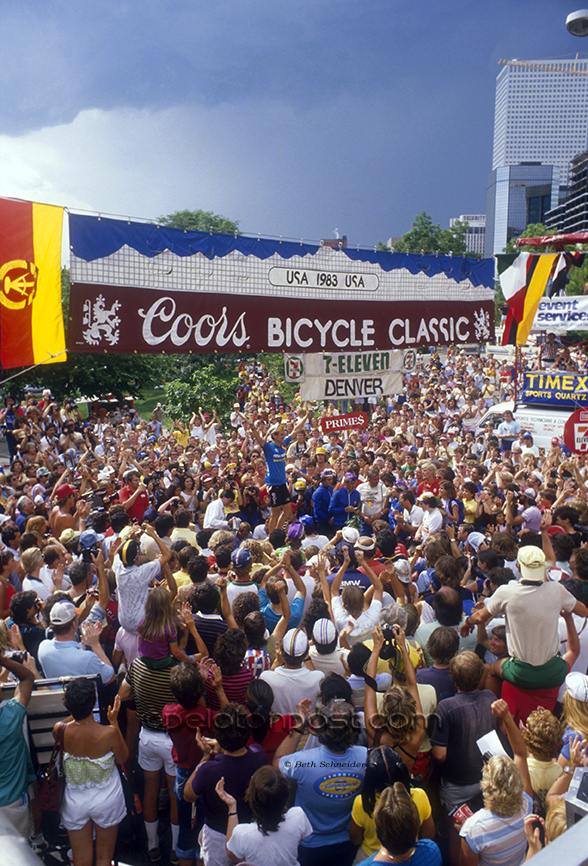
[0,0,584,248]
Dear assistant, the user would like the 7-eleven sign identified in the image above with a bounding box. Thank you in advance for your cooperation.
[284,354,305,382]
[564,408,588,453]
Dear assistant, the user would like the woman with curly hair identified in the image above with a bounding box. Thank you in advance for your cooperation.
[365,625,425,775]
[459,699,534,866]
[205,628,253,711]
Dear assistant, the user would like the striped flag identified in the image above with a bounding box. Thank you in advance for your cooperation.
[548,251,586,297]
[0,198,65,369]
[497,253,557,345]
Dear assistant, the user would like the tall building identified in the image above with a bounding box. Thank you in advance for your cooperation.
[450,214,486,255]
[486,164,560,256]
[492,59,588,179]
[485,58,588,256]
[545,150,588,232]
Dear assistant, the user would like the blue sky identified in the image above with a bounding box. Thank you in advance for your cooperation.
[0,0,583,246]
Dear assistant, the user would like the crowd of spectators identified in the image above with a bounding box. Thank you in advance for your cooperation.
[1,345,588,866]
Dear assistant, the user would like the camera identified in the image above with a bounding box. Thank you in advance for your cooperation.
[82,545,98,564]
[379,625,398,662]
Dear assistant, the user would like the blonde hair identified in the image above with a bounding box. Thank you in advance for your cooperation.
[0,621,12,652]
[545,799,567,841]
[522,708,563,762]
[481,755,523,817]
[381,686,417,745]
[562,690,588,742]
[138,588,177,643]
[21,547,43,574]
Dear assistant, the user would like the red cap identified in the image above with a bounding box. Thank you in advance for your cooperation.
[55,483,77,500]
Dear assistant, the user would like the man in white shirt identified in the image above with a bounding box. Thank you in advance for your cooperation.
[357,466,389,537]
[260,628,324,714]
[203,490,235,530]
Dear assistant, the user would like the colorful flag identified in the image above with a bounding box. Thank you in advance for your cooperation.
[497,253,557,345]
[0,198,65,369]
[548,251,586,297]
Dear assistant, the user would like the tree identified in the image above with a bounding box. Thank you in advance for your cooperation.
[504,223,550,254]
[157,209,240,235]
[165,361,240,424]
[381,212,467,255]
[3,268,173,401]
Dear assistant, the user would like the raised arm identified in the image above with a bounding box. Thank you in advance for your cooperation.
[329,546,350,599]
[356,549,383,602]
[216,576,237,629]
[281,551,306,600]
[273,584,292,643]
[364,625,385,745]
[492,699,533,799]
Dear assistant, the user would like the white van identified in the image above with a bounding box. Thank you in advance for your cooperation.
[476,400,571,454]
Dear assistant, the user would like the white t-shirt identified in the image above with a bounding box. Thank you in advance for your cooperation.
[227,806,313,866]
[260,666,324,715]
[331,597,383,645]
[114,557,161,634]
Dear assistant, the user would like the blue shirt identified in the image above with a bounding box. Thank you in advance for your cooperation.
[328,487,361,526]
[263,437,292,487]
[279,744,367,847]
[38,639,114,684]
[258,588,304,633]
[0,699,37,807]
[357,840,441,866]
[312,484,333,523]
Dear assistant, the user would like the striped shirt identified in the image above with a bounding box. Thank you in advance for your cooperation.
[125,657,175,731]
[460,792,532,866]
[205,668,253,711]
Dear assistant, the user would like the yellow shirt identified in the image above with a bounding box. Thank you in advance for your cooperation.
[351,788,431,855]
[173,569,193,588]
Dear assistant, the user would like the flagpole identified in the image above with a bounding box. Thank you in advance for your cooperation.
[514,345,521,404]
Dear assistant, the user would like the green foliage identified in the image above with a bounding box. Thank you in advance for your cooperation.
[157,209,240,235]
[7,352,168,402]
[389,212,467,255]
[164,361,240,424]
[258,352,298,405]
[504,223,550,254]
[566,258,588,296]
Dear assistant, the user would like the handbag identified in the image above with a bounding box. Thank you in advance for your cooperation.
[37,720,67,812]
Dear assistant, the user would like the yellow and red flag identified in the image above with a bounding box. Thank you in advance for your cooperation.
[0,197,65,369]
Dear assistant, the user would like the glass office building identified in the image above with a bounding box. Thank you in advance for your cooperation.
[486,59,588,256]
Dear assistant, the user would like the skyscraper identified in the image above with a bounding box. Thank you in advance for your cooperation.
[485,58,588,256]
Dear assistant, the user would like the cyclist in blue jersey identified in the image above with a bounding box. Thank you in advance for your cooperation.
[249,411,309,533]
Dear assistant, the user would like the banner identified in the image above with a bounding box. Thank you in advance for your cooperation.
[320,412,368,433]
[68,215,495,354]
[0,198,65,369]
[522,372,588,408]
[285,350,412,401]
[564,408,588,454]
[532,296,588,333]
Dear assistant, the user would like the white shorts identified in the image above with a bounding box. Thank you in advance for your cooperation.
[61,768,126,831]
[114,627,139,666]
[198,824,232,866]
[138,727,175,776]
